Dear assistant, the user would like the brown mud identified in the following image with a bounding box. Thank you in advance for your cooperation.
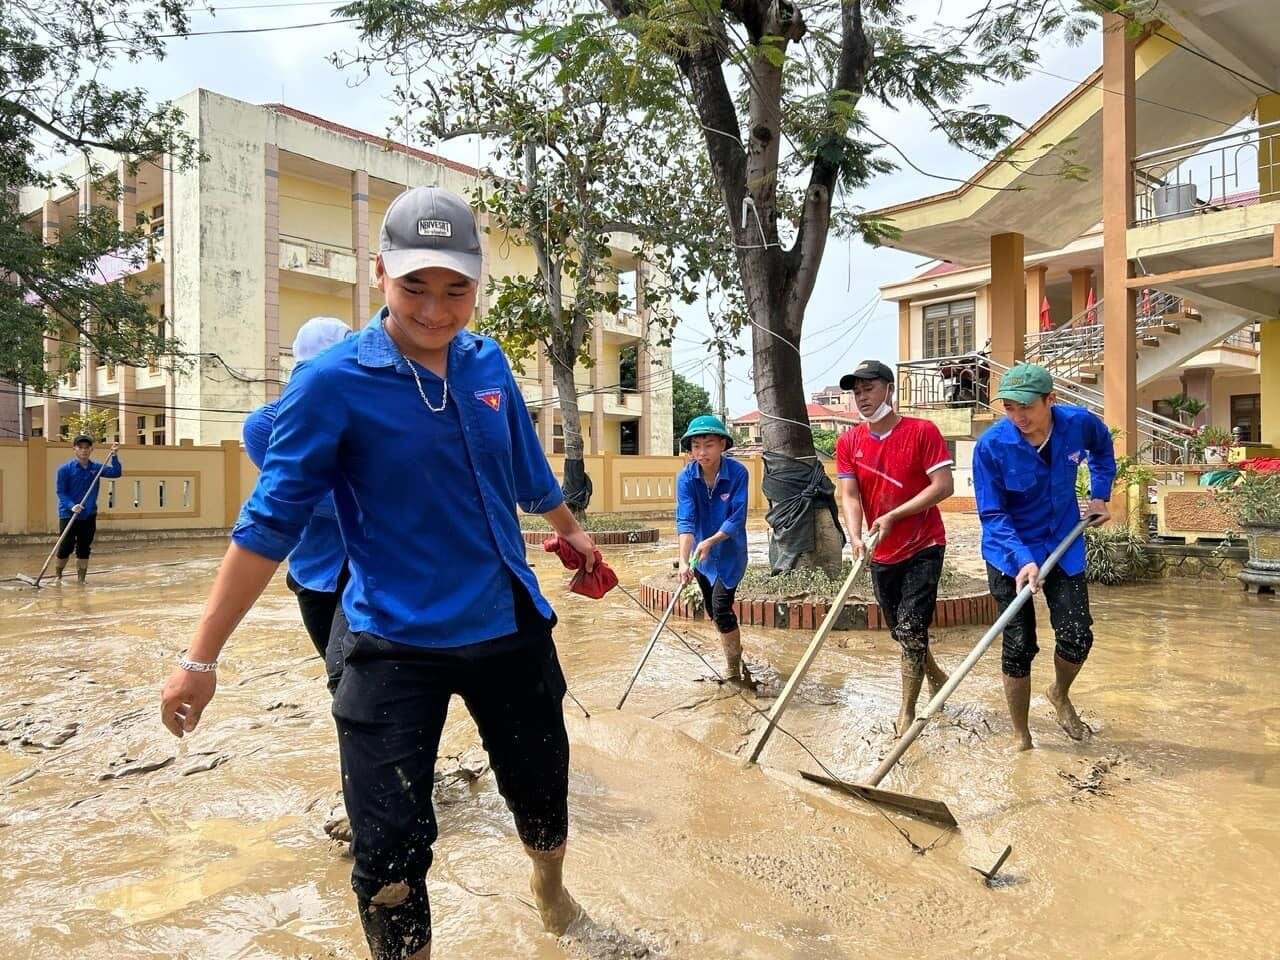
[1,518,1277,958]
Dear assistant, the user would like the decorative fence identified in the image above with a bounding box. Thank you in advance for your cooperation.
[0,440,854,536]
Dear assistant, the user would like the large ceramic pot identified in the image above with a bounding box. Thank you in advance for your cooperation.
[1238,521,1280,594]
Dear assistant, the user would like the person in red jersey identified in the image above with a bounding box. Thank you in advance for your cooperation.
[835,360,956,736]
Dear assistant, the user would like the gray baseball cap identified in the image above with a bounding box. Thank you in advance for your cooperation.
[378,186,483,281]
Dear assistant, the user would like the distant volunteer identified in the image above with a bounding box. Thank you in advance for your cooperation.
[834,360,954,735]
[676,415,753,684]
[54,436,123,583]
[242,316,353,664]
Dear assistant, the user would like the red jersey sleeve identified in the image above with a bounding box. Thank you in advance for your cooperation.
[835,429,857,478]
[918,420,954,474]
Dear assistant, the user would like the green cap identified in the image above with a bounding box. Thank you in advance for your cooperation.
[994,363,1054,405]
[680,414,734,451]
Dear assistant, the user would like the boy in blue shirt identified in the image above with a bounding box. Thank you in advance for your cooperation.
[242,316,353,662]
[160,186,597,958]
[54,435,122,582]
[676,415,752,683]
[973,363,1114,752]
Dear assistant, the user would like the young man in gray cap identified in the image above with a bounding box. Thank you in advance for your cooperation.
[835,360,954,736]
[54,435,122,582]
[161,185,596,957]
[973,362,1114,751]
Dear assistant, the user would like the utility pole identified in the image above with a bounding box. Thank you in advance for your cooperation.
[716,349,729,424]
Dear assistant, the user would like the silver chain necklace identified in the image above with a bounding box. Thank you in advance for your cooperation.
[399,351,449,412]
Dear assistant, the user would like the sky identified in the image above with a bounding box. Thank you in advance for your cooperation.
[97,0,1104,417]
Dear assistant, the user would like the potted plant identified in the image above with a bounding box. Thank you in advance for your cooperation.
[1222,469,1280,594]
[1199,425,1232,465]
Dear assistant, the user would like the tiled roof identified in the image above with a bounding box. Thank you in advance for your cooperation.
[732,403,859,424]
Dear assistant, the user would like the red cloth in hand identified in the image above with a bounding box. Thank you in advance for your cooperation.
[542,536,618,599]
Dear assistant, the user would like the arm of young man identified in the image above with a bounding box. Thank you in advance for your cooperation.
[160,365,343,737]
[1083,412,1117,527]
[503,363,595,568]
[674,470,697,584]
[834,431,867,559]
[868,423,954,540]
[101,443,123,478]
[838,476,866,560]
[974,441,1040,592]
[55,463,72,517]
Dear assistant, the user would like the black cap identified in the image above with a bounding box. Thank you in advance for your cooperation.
[73,433,94,445]
[839,360,895,390]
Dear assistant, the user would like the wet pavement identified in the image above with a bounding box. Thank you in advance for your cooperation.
[1,519,1277,958]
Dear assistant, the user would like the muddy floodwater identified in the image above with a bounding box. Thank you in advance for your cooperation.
[1,519,1278,959]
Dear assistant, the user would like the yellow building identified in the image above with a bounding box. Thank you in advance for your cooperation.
[18,89,673,455]
[870,10,1280,483]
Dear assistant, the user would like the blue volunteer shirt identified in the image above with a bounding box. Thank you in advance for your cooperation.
[973,403,1116,578]
[675,455,750,588]
[56,454,123,518]
[232,312,564,648]
[242,400,346,593]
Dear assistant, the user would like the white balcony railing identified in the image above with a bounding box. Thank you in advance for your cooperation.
[1133,120,1280,225]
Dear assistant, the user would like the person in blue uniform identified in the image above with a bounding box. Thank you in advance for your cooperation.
[973,362,1114,752]
[676,414,751,683]
[54,435,122,582]
[160,186,597,959]
[242,316,353,663]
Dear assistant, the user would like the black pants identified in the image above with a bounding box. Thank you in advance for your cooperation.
[328,591,570,957]
[871,545,945,673]
[55,513,97,560]
[986,563,1094,678]
[694,570,739,634]
[286,562,351,659]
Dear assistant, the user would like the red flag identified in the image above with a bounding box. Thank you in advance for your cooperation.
[1039,295,1052,331]
[1084,288,1098,326]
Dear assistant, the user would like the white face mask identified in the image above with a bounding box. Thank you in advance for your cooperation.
[861,401,893,424]
[858,385,894,424]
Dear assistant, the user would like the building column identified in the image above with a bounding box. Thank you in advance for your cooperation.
[896,299,911,410]
[988,232,1026,377]
[264,144,281,401]
[1102,11,1138,457]
[42,199,62,437]
[116,162,139,444]
[1181,368,1214,428]
[1069,267,1094,320]
[78,179,99,418]
[1259,94,1280,204]
[476,210,492,319]
[637,263,654,455]
[537,342,555,453]
[1025,264,1048,344]
[351,170,370,325]
[162,152,177,445]
[1261,319,1280,449]
[590,321,605,455]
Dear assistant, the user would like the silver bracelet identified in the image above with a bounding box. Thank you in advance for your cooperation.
[177,655,218,673]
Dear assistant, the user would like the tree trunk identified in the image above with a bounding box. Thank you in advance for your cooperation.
[551,349,591,517]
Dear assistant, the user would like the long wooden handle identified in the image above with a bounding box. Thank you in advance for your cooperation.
[746,532,879,765]
[863,516,1095,786]
[616,557,697,710]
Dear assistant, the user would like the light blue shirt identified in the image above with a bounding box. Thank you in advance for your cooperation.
[242,399,345,593]
[974,404,1116,578]
[232,311,563,648]
[675,456,750,588]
